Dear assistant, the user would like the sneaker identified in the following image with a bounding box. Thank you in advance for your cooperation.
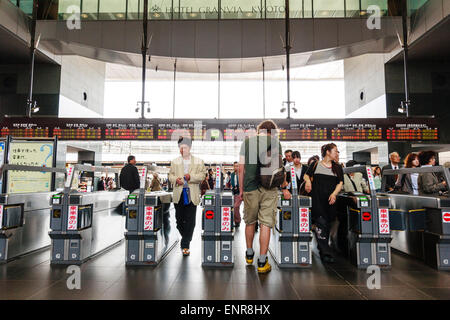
[257,257,272,274]
[245,251,254,265]
[182,248,190,256]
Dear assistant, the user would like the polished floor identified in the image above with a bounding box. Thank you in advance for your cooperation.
[1,207,450,300]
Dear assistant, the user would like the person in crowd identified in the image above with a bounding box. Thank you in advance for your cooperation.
[382,152,402,192]
[150,172,162,191]
[225,171,232,189]
[285,151,308,193]
[373,166,382,192]
[418,151,447,196]
[284,149,294,170]
[304,143,344,263]
[230,161,242,228]
[107,177,115,190]
[97,176,105,191]
[307,155,320,167]
[119,155,140,193]
[239,120,291,274]
[169,137,205,257]
[207,168,214,190]
[200,173,210,196]
[343,160,369,194]
[395,153,420,195]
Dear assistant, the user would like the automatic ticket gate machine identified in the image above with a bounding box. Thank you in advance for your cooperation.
[0,164,66,263]
[269,166,313,268]
[125,166,178,266]
[337,166,392,269]
[201,166,234,267]
[50,165,128,265]
[382,166,450,270]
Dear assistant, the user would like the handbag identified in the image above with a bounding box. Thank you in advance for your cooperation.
[299,161,318,195]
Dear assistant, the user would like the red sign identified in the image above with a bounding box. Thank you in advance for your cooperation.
[221,207,231,232]
[378,208,390,234]
[205,210,214,220]
[144,206,154,231]
[67,205,78,230]
[362,212,372,221]
[299,208,310,233]
[443,212,450,223]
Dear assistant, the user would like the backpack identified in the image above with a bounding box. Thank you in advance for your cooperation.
[257,137,285,189]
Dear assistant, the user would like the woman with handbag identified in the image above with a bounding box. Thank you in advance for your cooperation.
[303,143,344,263]
[395,153,420,195]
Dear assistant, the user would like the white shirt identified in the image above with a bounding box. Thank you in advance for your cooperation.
[411,173,419,195]
[183,157,191,174]
[391,164,399,170]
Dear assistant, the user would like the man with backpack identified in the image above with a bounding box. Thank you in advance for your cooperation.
[238,120,291,274]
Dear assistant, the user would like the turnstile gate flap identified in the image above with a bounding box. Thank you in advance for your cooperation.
[377,197,390,208]
[348,208,373,234]
[439,198,450,208]
[201,234,234,241]
[125,233,157,240]
[1,205,24,229]
[48,232,82,239]
[427,208,450,235]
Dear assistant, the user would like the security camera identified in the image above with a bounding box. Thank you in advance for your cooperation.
[146,107,151,113]
[292,107,298,113]
[398,107,405,114]
[135,107,140,113]
[280,108,286,113]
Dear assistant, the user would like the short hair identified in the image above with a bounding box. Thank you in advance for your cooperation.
[389,152,399,160]
[292,151,301,159]
[404,152,419,168]
[233,161,238,165]
[418,151,437,166]
[178,136,192,148]
[127,155,135,163]
[307,155,320,165]
[285,149,293,155]
[346,160,358,167]
[257,120,278,135]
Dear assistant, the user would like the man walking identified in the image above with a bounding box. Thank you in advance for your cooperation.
[239,120,291,274]
[169,137,205,256]
[119,155,140,193]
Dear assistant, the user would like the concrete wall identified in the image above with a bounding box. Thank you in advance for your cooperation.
[59,55,106,117]
[344,54,387,117]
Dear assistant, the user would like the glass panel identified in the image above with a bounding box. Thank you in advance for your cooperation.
[220,0,263,19]
[303,0,312,17]
[127,0,143,19]
[346,0,360,18]
[289,0,303,19]
[361,0,388,16]
[58,0,81,20]
[177,0,219,20]
[99,0,126,20]
[19,0,33,14]
[265,0,285,19]
[220,72,264,118]
[149,0,172,20]
[81,0,99,20]
[313,0,345,18]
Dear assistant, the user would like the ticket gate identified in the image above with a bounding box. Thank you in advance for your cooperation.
[125,190,178,266]
[269,192,313,268]
[0,165,65,263]
[49,165,128,265]
[336,166,392,269]
[201,166,234,267]
[382,166,450,270]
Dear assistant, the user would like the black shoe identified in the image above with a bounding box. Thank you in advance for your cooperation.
[321,254,335,263]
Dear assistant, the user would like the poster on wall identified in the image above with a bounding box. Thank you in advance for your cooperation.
[7,141,54,194]
[0,141,5,192]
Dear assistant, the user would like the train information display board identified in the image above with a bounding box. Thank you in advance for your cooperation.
[0,118,439,142]
[0,140,5,192]
[7,140,54,194]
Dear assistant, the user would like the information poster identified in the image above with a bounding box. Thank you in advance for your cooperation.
[7,141,54,194]
[0,141,5,192]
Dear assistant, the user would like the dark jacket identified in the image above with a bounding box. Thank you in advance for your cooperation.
[418,172,447,196]
[286,164,308,192]
[230,171,240,194]
[120,163,140,192]
[381,164,402,191]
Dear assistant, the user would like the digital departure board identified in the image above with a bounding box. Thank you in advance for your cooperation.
[0,118,440,142]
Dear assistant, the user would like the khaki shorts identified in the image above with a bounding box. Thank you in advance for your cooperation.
[243,187,278,228]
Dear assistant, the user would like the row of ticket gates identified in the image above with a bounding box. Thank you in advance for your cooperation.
[0,163,449,271]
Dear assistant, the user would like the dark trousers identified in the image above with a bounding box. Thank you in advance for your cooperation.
[313,216,334,258]
[174,198,197,249]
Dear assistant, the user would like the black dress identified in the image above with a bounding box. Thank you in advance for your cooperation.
[306,160,344,258]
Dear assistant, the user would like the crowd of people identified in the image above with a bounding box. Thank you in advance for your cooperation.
[96,176,116,191]
[118,119,448,274]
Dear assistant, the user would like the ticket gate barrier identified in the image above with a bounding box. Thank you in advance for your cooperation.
[125,190,177,266]
[381,166,450,270]
[201,166,234,267]
[269,192,313,268]
[0,165,66,263]
[49,165,128,265]
[337,166,392,269]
